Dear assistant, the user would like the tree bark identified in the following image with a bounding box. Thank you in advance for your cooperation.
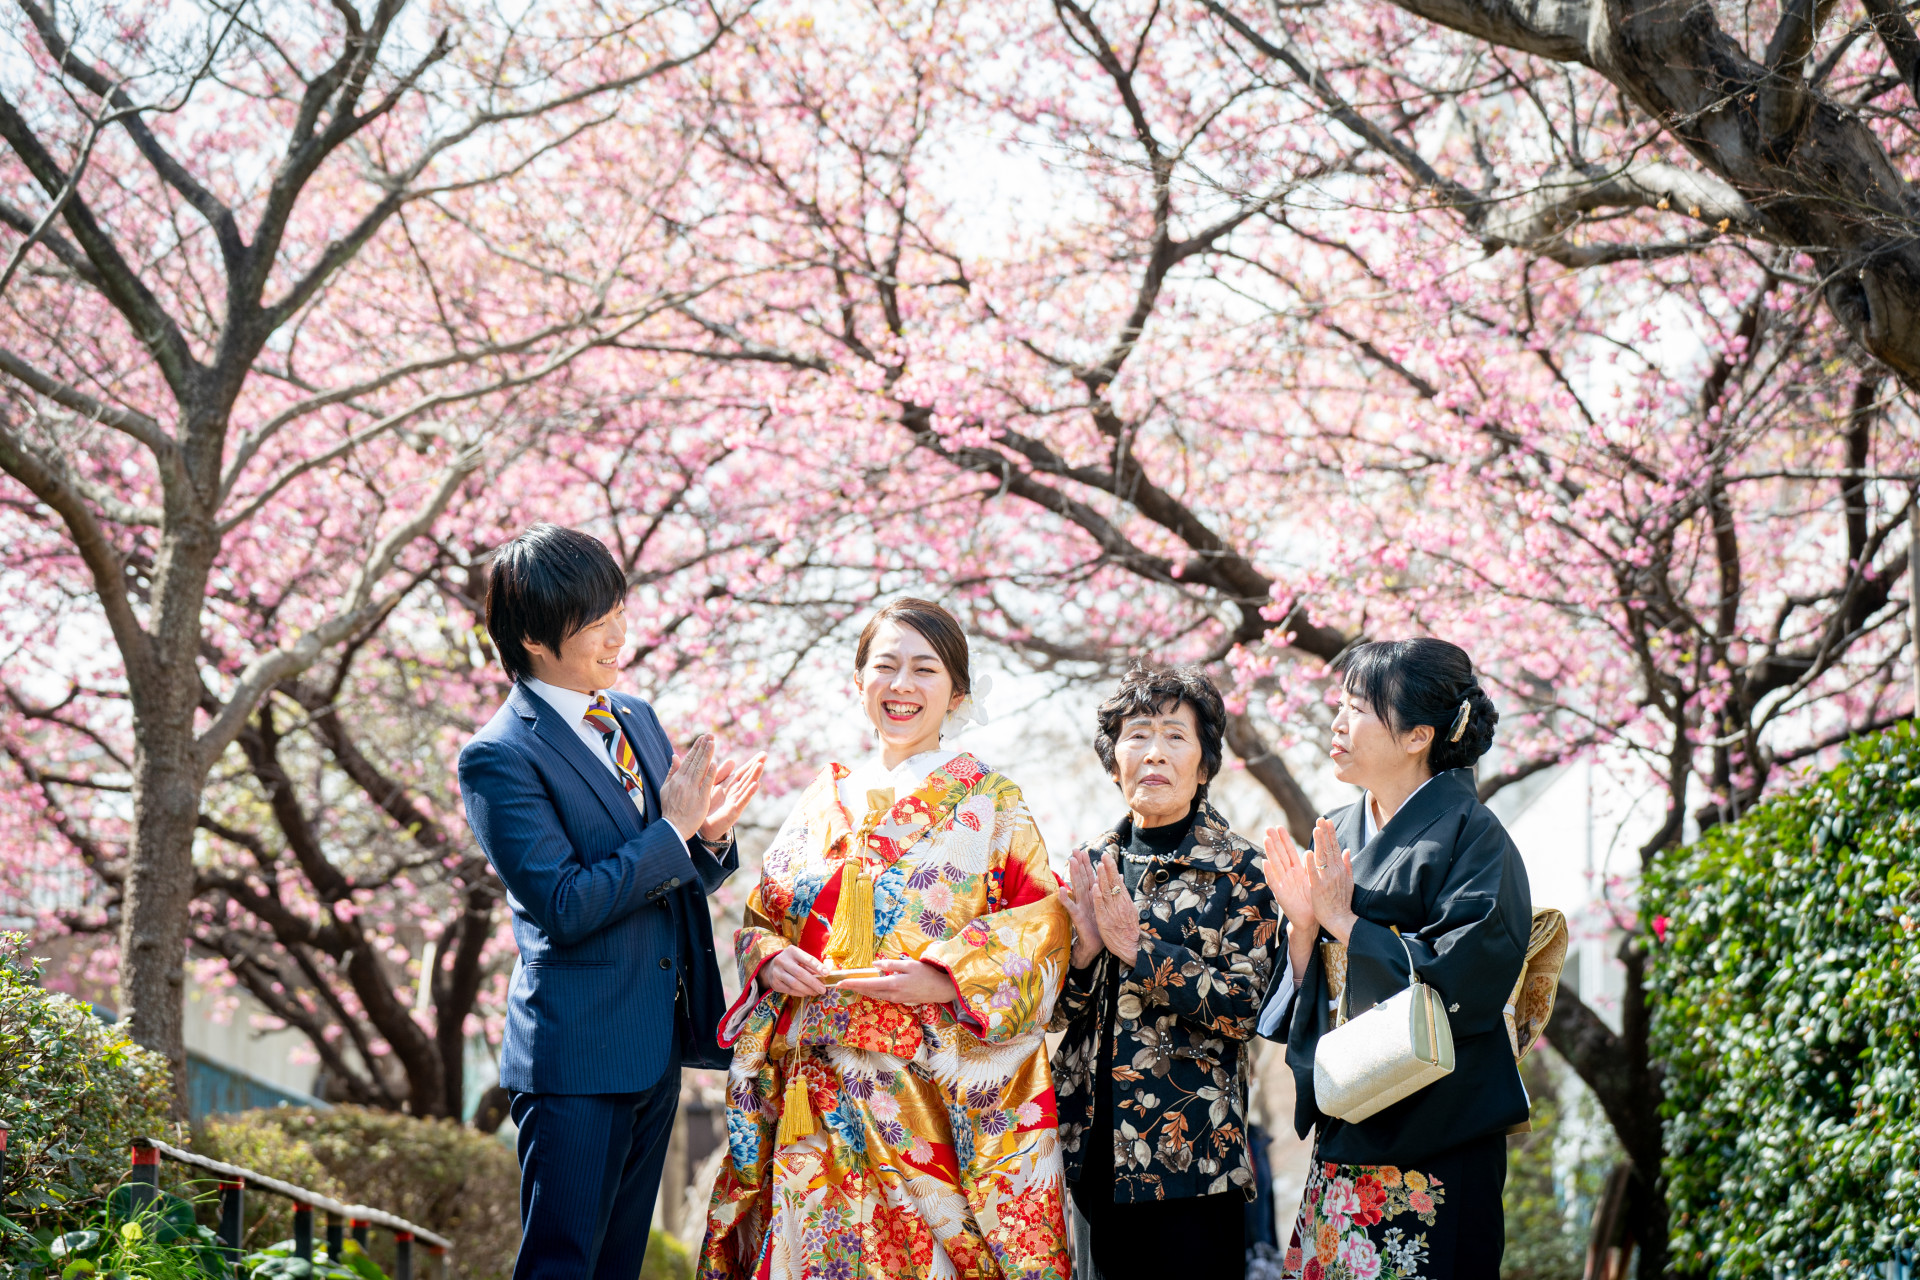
[1360,0,1920,389]
[1545,954,1669,1279]
[2,0,732,1120]
[121,508,221,1115]
[1614,943,1668,1280]
[121,735,202,1115]
[1224,710,1318,841]
[471,1085,512,1134]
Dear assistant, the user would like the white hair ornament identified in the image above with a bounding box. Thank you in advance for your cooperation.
[944,672,994,733]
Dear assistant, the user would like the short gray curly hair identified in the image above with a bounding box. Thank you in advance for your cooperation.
[1093,663,1227,796]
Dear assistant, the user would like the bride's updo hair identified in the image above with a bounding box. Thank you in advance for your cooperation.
[854,598,972,697]
[1335,637,1498,773]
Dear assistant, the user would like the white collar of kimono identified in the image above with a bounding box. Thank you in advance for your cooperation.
[1360,773,1438,848]
[836,744,963,815]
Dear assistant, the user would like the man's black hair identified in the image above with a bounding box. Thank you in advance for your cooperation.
[484,524,627,683]
[1093,662,1228,798]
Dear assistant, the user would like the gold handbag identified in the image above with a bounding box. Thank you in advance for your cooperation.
[1312,927,1455,1123]
[1505,908,1569,1061]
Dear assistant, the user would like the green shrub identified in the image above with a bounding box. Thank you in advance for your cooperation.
[640,1231,690,1280]
[4,1185,229,1279]
[194,1108,519,1280]
[240,1232,389,1280]
[0,932,175,1227]
[1647,721,1920,1278]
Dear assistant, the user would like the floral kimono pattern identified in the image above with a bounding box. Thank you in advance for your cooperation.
[698,753,1073,1280]
[1049,799,1278,1201]
[1284,1157,1448,1280]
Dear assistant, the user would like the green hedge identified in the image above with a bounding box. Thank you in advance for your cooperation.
[194,1109,693,1280]
[1647,721,1920,1277]
[0,932,175,1227]
[195,1109,522,1280]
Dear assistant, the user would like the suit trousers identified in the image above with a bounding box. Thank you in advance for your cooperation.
[509,1023,682,1280]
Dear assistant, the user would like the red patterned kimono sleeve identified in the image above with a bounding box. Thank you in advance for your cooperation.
[736,888,789,990]
[719,888,793,1047]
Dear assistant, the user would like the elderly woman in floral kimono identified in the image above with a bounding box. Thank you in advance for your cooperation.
[699,599,1073,1280]
[1050,663,1278,1280]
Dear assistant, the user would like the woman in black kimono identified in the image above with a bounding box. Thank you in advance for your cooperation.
[1257,637,1530,1280]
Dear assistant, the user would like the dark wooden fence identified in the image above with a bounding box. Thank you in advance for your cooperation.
[127,1136,451,1280]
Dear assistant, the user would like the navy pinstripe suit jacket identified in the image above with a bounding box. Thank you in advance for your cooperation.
[460,682,737,1095]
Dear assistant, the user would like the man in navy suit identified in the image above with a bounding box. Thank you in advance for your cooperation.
[460,524,764,1280]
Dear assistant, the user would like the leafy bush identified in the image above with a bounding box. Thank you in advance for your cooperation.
[192,1108,689,1279]
[640,1231,691,1280]
[194,1108,519,1280]
[1647,721,1920,1278]
[0,932,175,1227]
[241,1233,389,1280]
[4,1185,227,1279]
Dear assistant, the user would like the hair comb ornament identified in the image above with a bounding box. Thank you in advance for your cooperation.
[944,671,994,732]
[1449,699,1472,743]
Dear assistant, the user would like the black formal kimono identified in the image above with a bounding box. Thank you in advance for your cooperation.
[1260,768,1531,1280]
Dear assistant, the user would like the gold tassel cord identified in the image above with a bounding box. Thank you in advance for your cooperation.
[776,1067,816,1146]
[823,860,876,969]
[822,787,891,969]
[843,869,875,969]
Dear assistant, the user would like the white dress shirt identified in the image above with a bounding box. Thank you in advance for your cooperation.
[1255,776,1441,1037]
[523,678,687,850]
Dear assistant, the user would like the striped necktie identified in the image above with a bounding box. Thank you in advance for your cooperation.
[583,694,648,816]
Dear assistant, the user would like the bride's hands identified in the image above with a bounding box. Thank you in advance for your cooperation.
[837,958,960,1006]
[761,945,828,997]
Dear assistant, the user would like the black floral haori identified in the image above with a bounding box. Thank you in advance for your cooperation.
[1050,797,1278,1201]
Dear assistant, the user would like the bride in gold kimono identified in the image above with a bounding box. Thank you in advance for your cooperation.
[698,599,1073,1280]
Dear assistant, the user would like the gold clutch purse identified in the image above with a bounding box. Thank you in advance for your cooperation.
[1505,909,1568,1061]
[1312,927,1455,1123]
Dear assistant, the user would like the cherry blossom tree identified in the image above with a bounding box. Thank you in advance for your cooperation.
[173,418,843,1121]
[628,1,1916,1269]
[1202,0,1920,388]
[0,0,752,1108]
[5,12,1913,1272]
[1188,5,1920,1266]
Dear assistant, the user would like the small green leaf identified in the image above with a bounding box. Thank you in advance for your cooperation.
[49,1230,103,1259]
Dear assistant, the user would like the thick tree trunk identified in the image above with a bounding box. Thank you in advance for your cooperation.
[121,728,204,1116]
[1372,0,1920,389]
[122,496,220,1116]
[1615,946,1669,1280]
[1546,953,1668,1279]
